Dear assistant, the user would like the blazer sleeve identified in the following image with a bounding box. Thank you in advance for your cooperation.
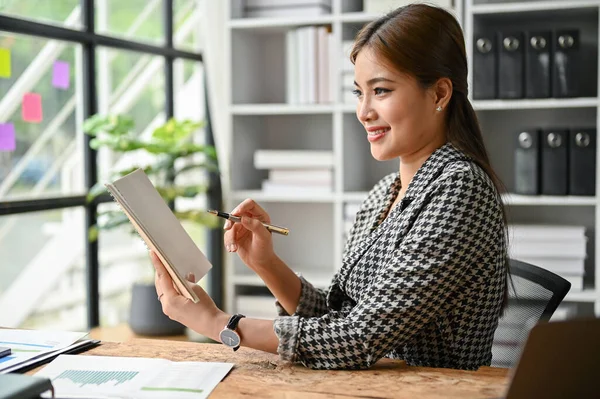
[272,169,504,369]
[274,275,329,318]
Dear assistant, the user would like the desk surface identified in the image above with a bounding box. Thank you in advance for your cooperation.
[88,323,189,342]
[32,339,510,399]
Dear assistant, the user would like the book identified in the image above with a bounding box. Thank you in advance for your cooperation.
[105,169,212,304]
[254,150,334,169]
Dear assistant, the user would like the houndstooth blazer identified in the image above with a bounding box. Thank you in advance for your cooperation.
[272,143,507,370]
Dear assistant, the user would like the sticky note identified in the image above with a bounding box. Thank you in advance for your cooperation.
[0,48,10,78]
[52,60,70,89]
[0,123,16,152]
[22,93,43,123]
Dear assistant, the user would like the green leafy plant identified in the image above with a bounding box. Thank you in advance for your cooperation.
[83,114,220,241]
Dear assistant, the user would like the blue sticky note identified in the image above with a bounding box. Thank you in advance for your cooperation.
[52,60,70,89]
[0,123,16,152]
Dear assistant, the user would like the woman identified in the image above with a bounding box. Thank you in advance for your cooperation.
[152,3,508,370]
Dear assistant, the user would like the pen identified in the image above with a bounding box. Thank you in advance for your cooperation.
[207,210,290,236]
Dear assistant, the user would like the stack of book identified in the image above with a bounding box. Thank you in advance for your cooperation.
[286,26,333,104]
[508,224,587,291]
[341,40,355,104]
[242,0,332,18]
[254,150,334,194]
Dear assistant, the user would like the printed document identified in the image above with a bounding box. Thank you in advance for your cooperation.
[36,354,233,399]
[0,329,87,373]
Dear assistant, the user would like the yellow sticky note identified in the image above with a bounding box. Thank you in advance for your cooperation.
[0,48,11,78]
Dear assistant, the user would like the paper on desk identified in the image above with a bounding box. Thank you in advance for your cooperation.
[0,329,88,373]
[35,354,234,399]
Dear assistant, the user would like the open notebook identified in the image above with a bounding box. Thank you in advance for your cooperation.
[106,168,212,303]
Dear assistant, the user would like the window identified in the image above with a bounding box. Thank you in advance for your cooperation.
[0,33,84,201]
[0,0,216,331]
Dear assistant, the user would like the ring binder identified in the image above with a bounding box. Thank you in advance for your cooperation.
[552,29,581,98]
[541,129,569,195]
[514,130,541,195]
[473,33,497,99]
[498,31,525,99]
[569,128,596,196]
[525,31,551,98]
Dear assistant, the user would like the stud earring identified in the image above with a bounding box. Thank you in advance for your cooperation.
[436,106,443,112]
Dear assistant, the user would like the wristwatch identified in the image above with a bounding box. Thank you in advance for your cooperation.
[219,314,245,351]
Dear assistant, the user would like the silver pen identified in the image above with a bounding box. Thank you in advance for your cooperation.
[207,210,290,236]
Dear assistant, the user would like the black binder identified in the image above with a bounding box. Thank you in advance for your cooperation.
[569,128,596,196]
[525,31,551,98]
[514,130,540,195]
[473,34,497,99]
[552,29,580,98]
[541,129,569,195]
[498,31,524,99]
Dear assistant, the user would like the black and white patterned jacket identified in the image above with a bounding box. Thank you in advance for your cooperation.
[272,143,507,370]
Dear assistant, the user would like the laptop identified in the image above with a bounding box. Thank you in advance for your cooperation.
[501,317,599,399]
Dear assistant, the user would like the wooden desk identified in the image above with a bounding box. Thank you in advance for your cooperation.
[88,323,189,342]
[30,339,510,398]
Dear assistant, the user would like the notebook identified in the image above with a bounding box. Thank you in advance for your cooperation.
[105,168,212,303]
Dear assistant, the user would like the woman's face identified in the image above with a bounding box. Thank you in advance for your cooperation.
[353,48,443,161]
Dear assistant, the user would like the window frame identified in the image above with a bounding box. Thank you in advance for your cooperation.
[0,0,222,328]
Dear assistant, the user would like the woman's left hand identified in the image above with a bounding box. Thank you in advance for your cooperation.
[150,251,228,340]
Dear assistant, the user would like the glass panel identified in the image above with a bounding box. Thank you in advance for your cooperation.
[0,208,87,330]
[0,33,85,201]
[96,201,152,328]
[95,0,164,45]
[173,58,210,299]
[95,47,165,180]
[174,0,204,52]
[0,0,81,29]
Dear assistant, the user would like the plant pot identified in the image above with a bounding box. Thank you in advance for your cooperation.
[128,282,186,336]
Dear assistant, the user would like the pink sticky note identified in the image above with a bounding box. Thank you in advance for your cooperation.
[0,123,16,152]
[22,93,43,123]
[52,60,70,89]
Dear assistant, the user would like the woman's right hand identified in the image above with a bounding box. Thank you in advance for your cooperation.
[223,198,277,272]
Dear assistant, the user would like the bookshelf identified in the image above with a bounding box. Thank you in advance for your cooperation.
[223,0,600,317]
[464,0,600,313]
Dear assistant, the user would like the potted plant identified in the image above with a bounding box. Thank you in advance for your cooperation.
[83,114,220,336]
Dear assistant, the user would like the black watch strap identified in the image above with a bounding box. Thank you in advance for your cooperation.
[226,314,245,330]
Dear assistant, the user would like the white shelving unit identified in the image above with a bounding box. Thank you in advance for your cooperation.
[465,0,600,312]
[223,0,600,316]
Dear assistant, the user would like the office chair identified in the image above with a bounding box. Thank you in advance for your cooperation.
[491,259,572,368]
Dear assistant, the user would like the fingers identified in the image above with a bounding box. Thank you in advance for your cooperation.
[224,223,245,252]
[186,272,196,283]
[226,199,271,227]
[240,216,270,238]
[150,251,178,298]
[224,199,270,252]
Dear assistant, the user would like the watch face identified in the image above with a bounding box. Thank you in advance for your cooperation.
[220,329,240,348]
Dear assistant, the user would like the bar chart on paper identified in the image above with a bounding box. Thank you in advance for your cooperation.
[54,369,139,387]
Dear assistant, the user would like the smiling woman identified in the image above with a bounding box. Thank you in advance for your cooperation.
[152,3,510,371]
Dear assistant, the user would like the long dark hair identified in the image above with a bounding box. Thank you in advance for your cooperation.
[350,4,510,307]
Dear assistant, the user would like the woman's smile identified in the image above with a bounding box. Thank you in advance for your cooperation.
[366,126,391,142]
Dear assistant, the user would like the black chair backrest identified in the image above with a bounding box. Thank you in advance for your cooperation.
[491,259,572,368]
